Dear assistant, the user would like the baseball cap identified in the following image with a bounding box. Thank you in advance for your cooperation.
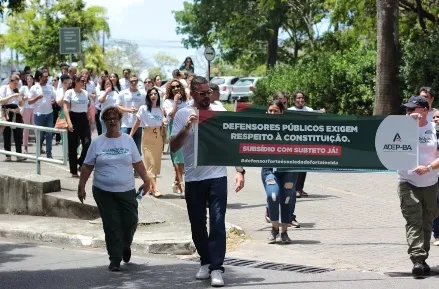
[402,95,429,109]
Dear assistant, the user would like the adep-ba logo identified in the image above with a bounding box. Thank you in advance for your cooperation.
[383,133,413,151]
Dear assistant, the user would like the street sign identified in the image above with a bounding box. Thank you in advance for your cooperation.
[204,46,216,61]
[59,28,81,55]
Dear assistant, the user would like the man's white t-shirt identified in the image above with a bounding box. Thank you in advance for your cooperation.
[136,106,163,127]
[83,133,142,192]
[64,89,89,113]
[116,89,146,128]
[119,78,130,91]
[98,90,118,112]
[171,105,227,182]
[287,106,314,112]
[398,121,438,187]
[29,83,56,115]
[162,99,190,121]
[0,85,20,106]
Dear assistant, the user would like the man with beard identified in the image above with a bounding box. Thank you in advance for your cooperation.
[170,76,245,287]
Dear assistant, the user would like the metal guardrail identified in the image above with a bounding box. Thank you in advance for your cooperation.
[0,120,68,174]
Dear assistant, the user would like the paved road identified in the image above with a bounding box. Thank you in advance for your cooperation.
[1,135,438,273]
[2,238,439,289]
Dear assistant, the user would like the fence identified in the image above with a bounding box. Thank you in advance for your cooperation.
[0,121,68,175]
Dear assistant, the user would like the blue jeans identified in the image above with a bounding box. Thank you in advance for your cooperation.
[121,127,141,155]
[34,112,54,157]
[261,168,298,225]
[185,176,227,272]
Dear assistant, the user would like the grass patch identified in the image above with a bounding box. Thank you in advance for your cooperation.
[222,102,235,112]
[226,228,248,252]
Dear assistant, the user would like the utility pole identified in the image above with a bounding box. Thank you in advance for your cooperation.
[102,31,105,55]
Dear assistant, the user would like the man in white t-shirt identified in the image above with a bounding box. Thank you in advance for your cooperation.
[419,87,436,122]
[398,95,439,277]
[119,68,131,91]
[170,76,245,287]
[28,71,57,158]
[116,75,146,154]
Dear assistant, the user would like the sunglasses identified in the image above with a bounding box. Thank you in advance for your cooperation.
[171,85,181,89]
[144,81,152,84]
[433,116,439,119]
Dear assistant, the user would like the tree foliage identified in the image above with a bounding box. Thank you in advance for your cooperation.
[4,0,109,70]
[105,40,148,75]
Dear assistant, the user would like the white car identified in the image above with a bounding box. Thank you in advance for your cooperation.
[210,76,240,103]
[231,77,261,102]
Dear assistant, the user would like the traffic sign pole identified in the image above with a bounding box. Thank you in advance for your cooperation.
[204,46,216,82]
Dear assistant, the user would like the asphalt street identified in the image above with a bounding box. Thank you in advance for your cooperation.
[1,239,439,289]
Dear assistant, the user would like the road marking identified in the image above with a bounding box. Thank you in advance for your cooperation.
[315,185,363,197]
[45,162,70,172]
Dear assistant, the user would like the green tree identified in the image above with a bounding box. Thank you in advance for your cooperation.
[150,52,179,77]
[4,0,109,70]
[105,40,149,75]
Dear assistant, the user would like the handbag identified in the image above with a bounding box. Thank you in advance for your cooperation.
[54,117,68,129]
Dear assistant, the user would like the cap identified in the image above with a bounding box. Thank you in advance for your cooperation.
[402,95,429,109]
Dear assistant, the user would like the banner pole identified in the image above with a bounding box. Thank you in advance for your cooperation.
[193,107,199,168]
[234,100,237,112]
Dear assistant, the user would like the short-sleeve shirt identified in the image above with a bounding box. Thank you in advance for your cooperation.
[162,98,190,121]
[398,121,438,187]
[171,105,227,182]
[287,106,314,112]
[83,133,142,192]
[64,89,89,113]
[116,89,146,128]
[136,106,163,127]
[20,86,33,109]
[29,83,56,115]
[0,85,20,106]
[98,90,118,112]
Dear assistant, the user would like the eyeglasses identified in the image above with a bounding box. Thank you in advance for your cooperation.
[196,90,213,97]
[433,116,439,119]
[149,92,158,96]
[171,85,181,89]
[144,81,152,84]
[104,117,119,122]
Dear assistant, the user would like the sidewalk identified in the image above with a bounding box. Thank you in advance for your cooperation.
[1,138,436,274]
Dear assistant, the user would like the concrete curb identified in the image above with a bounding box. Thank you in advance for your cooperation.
[0,228,196,255]
[151,197,247,236]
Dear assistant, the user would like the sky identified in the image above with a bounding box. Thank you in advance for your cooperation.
[86,0,206,77]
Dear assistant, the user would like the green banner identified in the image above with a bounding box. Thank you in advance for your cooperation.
[196,111,418,171]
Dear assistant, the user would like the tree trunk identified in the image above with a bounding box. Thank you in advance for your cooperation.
[266,25,279,70]
[374,0,400,115]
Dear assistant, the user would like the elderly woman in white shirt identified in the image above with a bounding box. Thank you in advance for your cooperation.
[130,87,164,197]
[78,106,150,272]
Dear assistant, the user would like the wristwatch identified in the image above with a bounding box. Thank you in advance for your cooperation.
[235,167,246,175]
[427,164,433,172]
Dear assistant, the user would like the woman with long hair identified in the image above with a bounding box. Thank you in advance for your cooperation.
[63,75,91,177]
[20,74,35,153]
[130,87,164,197]
[262,99,297,244]
[152,75,165,99]
[98,78,118,134]
[179,56,194,73]
[110,73,122,93]
[163,79,189,195]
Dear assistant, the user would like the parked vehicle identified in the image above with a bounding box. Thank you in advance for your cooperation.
[231,77,260,102]
[210,76,240,103]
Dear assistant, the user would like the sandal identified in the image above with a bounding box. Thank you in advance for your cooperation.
[153,190,162,198]
[296,191,302,198]
[300,190,308,197]
[178,182,185,194]
[172,181,182,194]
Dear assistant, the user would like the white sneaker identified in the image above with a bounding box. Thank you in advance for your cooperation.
[434,238,439,246]
[211,270,224,287]
[195,264,210,279]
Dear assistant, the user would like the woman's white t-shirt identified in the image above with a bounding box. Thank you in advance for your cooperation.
[162,98,189,120]
[19,86,32,109]
[136,106,163,127]
[98,90,118,112]
[64,89,89,113]
[29,84,56,115]
[398,122,438,187]
[0,85,20,106]
[83,133,142,192]
[116,89,146,128]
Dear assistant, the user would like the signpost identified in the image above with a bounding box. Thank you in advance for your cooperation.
[59,27,81,64]
[204,46,216,80]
